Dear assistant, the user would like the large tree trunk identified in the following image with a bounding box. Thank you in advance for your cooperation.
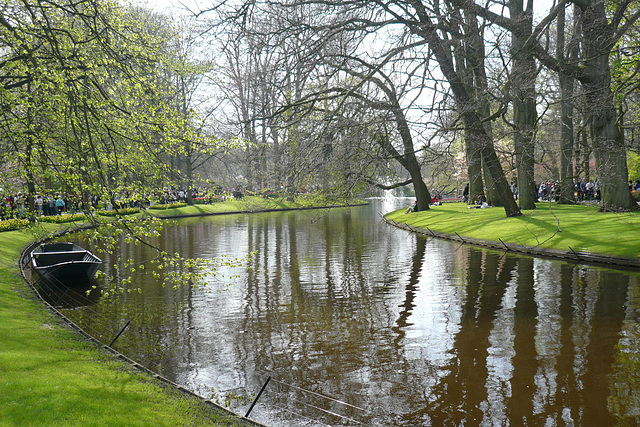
[465,138,484,204]
[411,172,430,212]
[556,5,577,204]
[459,8,503,208]
[588,99,635,211]
[582,1,637,211]
[185,150,194,205]
[558,71,576,204]
[464,113,522,216]
[378,101,432,212]
[482,159,502,207]
[509,0,537,210]
[419,18,521,215]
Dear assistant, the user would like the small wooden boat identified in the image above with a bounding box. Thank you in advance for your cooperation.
[30,242,102,284]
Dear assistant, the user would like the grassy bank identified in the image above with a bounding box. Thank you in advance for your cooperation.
[385,202,640,260]
[0,225,256,426]
[0,195,360,426]
[143,195,352,218]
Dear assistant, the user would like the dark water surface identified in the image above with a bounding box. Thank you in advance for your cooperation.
[56,198,640,426]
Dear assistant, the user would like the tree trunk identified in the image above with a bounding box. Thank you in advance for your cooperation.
[384,89,432,211]
[185,143,194,205]
[558,71,576,204]
[377,112,431,212]
[481,143,520,214]
[412,172,430,212]
[417,15,522,216]
[465,137,484,204]
[464,113,521,216]
[582,0,636,211]
[557,5,576,204]
[482,158,502,207]
[588,101,635,210]
[509,0,537,210]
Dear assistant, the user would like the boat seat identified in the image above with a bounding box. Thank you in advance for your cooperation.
[33,251,88,266]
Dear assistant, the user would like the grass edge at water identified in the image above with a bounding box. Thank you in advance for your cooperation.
[385,202,640,260]
[0,196,363,426]
[0,219,268,426]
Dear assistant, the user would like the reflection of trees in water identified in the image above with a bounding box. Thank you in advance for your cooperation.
[60,225,204,381]
[610,275,640,424]
[392,235,427,346]
[209,210,640,426]
[237,209,402,424]
[582,270,628,425]
[402,249,516,426]
[60,205,640,426]
[395,249,637,426]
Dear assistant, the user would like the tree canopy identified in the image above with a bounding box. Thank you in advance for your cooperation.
[2,0,640,218]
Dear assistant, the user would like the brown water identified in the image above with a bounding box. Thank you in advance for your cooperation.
[51,198,640,426]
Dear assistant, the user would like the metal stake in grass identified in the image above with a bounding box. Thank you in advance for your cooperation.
[245,376,271,418]
[109,320,131,347]
[568,246,581,260]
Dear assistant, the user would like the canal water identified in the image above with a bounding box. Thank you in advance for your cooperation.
[53,198,640,426]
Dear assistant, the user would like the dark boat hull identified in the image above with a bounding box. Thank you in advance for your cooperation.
[30,243,102,285]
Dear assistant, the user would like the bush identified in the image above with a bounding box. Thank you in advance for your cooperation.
[0,219,30,232]
[96,207,140,216]
[38,213,87,223]
[632,191,640,202]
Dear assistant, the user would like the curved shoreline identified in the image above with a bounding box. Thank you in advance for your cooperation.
[382,215,640,271]
[150,202,368,219]
[11,202,366,426]
[17,225,266,426]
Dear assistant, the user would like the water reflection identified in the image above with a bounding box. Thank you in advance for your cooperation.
[59,199,640,426]
[36,278,102,309]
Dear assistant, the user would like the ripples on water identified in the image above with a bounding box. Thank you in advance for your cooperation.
[58,198,640,426]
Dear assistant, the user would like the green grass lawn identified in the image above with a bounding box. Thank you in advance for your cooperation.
[0,227,254,426]
[385,201,640,259]
[144,195,359,218]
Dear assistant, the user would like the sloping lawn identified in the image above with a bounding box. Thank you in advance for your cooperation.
[385,202,640,259]
[0,227,252,426]
[145,195,357,218]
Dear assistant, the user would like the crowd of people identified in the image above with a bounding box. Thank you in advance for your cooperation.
[505,179,605,202]
[534,179,601,202]
[155,187,243,205]
[0,186,246,221]
[0,192,82,220]
[465,179,610,205]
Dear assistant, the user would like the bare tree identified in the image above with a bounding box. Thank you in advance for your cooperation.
[508,0,538,209]
[473,0,640,211]
[212,0,522,216]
